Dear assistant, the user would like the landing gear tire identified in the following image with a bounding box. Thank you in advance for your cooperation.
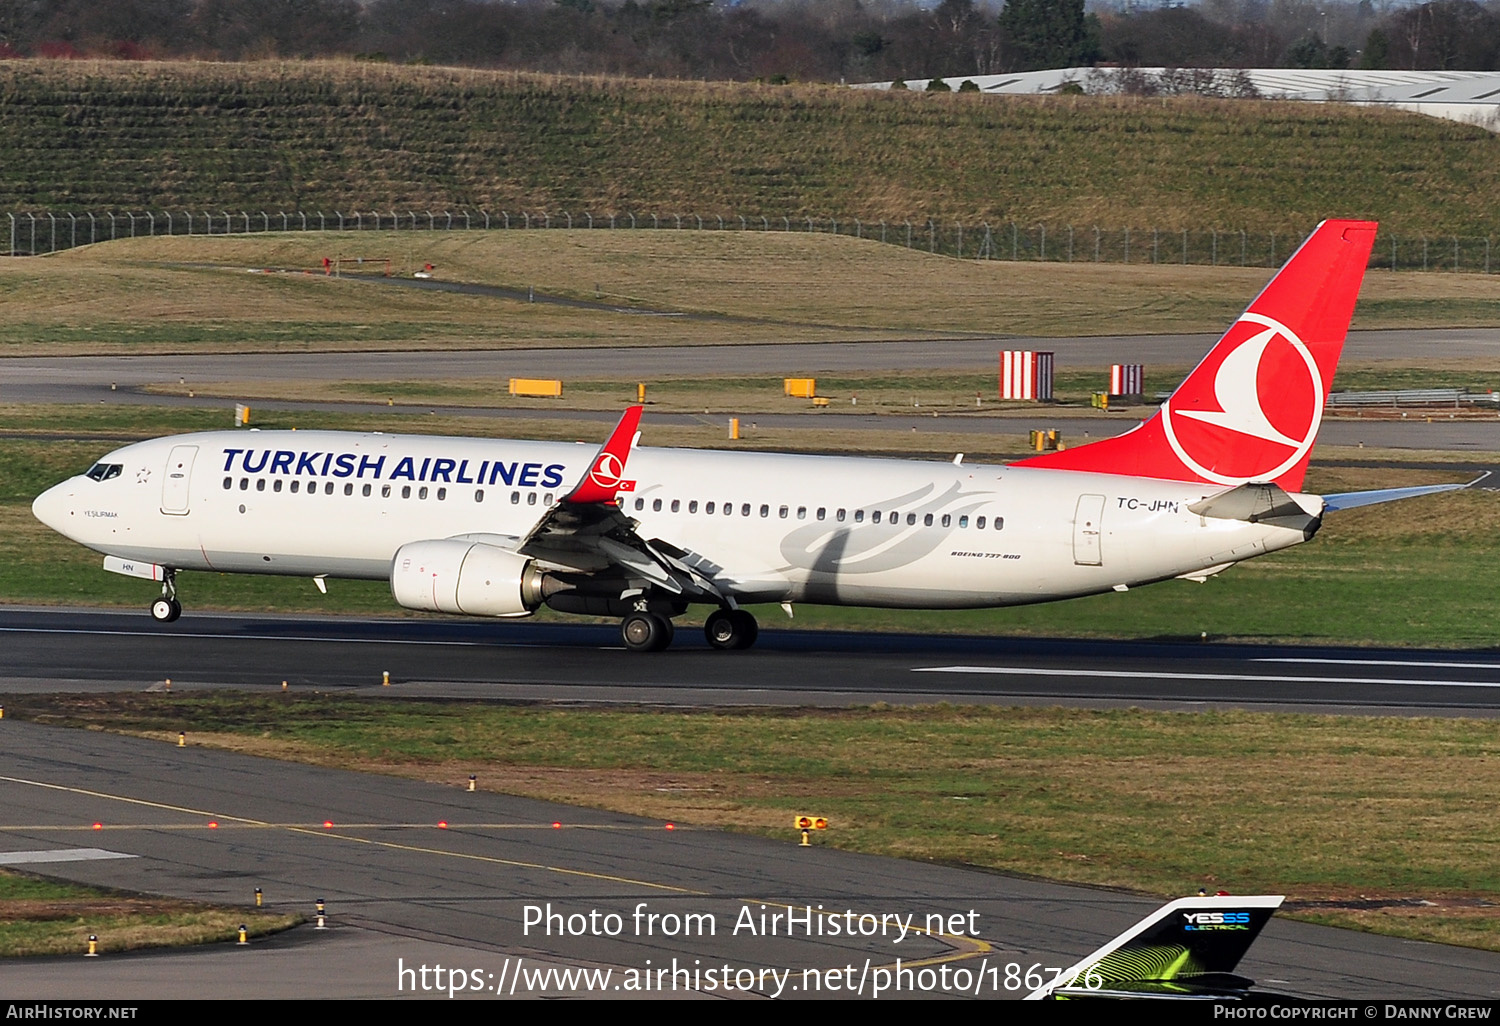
[150,598,182,623]
[621,612,674,652]
[705,608,758,651]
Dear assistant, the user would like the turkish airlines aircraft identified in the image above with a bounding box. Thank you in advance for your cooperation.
[31,219,1459,651]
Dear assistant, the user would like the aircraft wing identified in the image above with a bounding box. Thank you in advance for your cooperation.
[513,407,725,600]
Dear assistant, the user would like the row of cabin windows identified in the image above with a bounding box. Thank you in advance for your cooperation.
[629,495,1003,531]
[223,477,555,506]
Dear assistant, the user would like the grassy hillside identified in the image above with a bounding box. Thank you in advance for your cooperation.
[1,60,1498,233]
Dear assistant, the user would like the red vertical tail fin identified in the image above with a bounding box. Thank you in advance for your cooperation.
[1017,219,1378,492]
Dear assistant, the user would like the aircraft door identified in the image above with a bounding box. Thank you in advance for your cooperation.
[161,445,198,515]
[1073,493,1104,566]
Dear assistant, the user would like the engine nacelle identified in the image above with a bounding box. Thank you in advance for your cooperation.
[390,539,551,618]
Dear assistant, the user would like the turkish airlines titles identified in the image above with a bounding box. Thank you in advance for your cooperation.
[219,447,568,489]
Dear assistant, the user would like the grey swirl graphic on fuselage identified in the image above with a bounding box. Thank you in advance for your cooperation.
[777,481,989,575]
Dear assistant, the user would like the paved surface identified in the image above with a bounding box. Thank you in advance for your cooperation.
[6,328,1500,392]
[5,608,1500,717]
[5,718,1500,1000]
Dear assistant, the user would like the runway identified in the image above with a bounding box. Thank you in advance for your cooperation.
[5,716,1500,999]
[4,608,1500,715]
[7,326,1500,395]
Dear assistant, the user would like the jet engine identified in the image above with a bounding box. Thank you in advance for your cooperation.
[390,539,561,618]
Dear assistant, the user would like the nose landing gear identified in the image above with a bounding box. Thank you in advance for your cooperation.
[150,569,182,623]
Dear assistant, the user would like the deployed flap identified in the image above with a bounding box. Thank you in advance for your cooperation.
[512,406,715,598]
[1188,482,1313,524]
[1027,895,1284,1001]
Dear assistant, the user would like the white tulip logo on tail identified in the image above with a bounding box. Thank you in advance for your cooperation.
[1161,313,1323,485]
[589,451,634,492]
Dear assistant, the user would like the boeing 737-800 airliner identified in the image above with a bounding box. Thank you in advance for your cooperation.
[31,219,1456,651]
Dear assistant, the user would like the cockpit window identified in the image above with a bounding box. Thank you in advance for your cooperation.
[85,463,123,481]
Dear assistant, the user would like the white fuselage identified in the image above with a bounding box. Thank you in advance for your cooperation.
[32,429,1321,611]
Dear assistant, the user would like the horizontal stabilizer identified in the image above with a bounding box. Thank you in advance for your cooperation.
[1188,483,1316,526]
[1323,478,1478,512]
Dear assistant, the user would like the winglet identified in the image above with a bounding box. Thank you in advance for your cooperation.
[564,405,643,505]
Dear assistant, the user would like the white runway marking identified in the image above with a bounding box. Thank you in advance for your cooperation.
[1255,657,1500,670]
[0,847,138,865]
[0,626,491,647]
[912,666,1500,688]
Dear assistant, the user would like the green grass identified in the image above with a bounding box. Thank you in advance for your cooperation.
[0,61,1498,233]
[0,868,299,957]
[15,696,1500,949]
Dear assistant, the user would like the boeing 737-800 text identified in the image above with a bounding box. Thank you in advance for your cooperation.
[32,219,1454,651]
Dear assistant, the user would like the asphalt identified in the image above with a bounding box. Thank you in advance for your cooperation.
[5,715,1500,1000]
[4,607,1500,716]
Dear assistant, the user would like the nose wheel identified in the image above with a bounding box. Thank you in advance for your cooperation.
[150,569,182,623]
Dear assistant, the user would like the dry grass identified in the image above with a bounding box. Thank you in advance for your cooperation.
[0,231,1494,357]
[25,698,1500,950]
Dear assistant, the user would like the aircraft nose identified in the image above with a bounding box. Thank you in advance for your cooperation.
[32,481,74,534]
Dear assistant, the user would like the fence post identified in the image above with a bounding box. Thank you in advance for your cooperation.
[629,212,636,228]
[504,211,511,229]
[1454,236,1459,272]
[905,221,912,248]
[1487,237,1491,275]
[931,219,937,254]
[1037,224,1043,261]
[854,217,862,239]
[1094,225,1100,262]
[281,211,288,231]
[762,216,769,231]
[1422,235,1427,271]
[6,212,12,256]
[109,212,116,240]
[48,212,55,252]
[1010,222,1017,260]
[262,211,270,232]
[464,210,470,230]
[165,211,172,237]
[1211,229,1217,266]
[68,212,76,249]
[1152,228,1158,264]
[241,211,249,233]
[1240,230,1246,266]
[88,211,96,245]
[28,212,36,253]
[146,211,154,238]
[447,211,453,230]
[1269,232,1274,265]
[880,220,887,244]
[957,222,963,256]
[1067,224,1073,262]
[983,222,992,259]
[651,213,657,229]
[1182,227,1188,264]
[1124,227,1130,263]
[805,216,813,232]
[674,213,681,229]
[128,212,136,238]
[739,215,747,230]
[783,216,790,231]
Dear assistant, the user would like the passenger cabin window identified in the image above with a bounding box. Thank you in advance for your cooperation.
[836,509,846,522]
[527,491,536,505]
[402,486,412,499]
[291,480,301,494]
[959,515,969,528]
[797,507,806,520]
[511,491,520,504]
[941,514,951,528]
[816,508,826,521]
[323,482,334,495]
[363,484,372,497]
[671,500,681,513]
[705,502,715,515]
[381,484,391,498]
[689,500,699,514]
[222,477,232,490]
[344,483,354,496]
[475,489,484,502]
[634,497,644,511]
[239,478,249,490]
[924,514,934,527]
[977,516,986,529]
[906,513,916,526]
[273,480,283,493]
[854,510,864,523]
[872,510,882,524]
[740,503,751,517]
[653,499,663,512]
[437,487,447,501]
[760,504,769,518]
[994,517,1005,530]
[779,505,788,519]
[419,486,429,500]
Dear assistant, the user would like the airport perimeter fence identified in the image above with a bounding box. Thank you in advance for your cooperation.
[4,208,1495,273]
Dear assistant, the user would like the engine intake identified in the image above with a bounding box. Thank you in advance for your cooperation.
[390,539,558,618]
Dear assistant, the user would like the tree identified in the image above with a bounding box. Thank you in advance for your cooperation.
[998,0,1098,71]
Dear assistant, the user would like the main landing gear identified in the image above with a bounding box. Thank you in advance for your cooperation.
[704,608,758,651]
[618,607,760,652]
[149,569,181,623]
